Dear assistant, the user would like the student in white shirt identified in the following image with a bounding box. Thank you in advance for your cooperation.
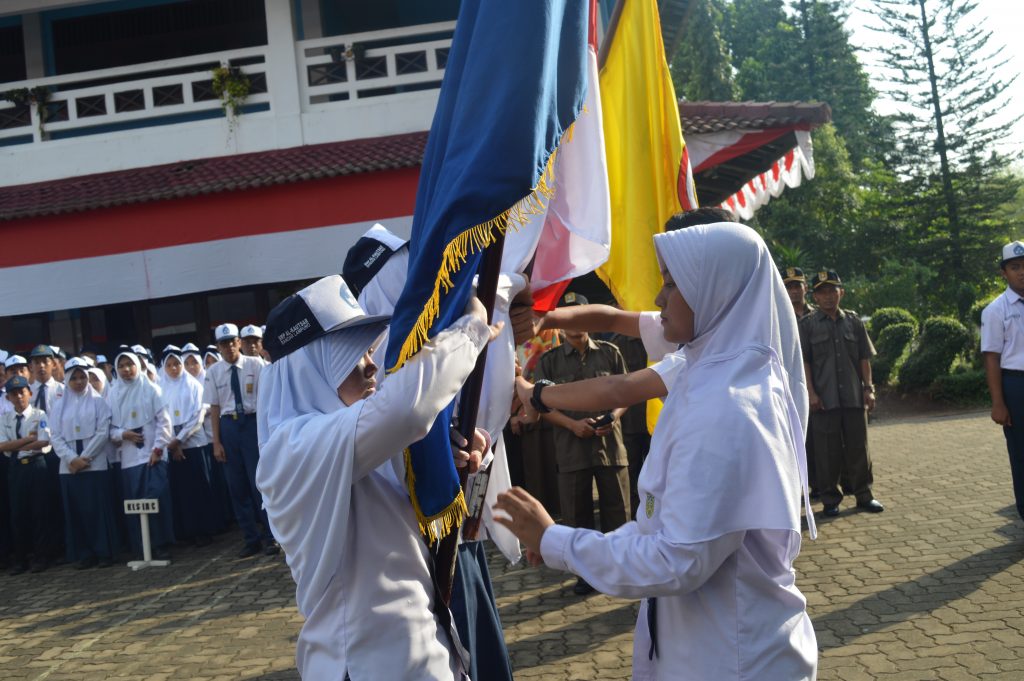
[256,275,500,681]
[204,324,276,558]
[0,376,53,574]
[161,347,218,546]
[108,351,174,561]
[496,222,817,681]
[982,240,1024,522]
[27,343,64,562]
[50,358,117,569]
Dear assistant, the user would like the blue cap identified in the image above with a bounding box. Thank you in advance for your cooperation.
[29,344,54,358]
[4,375,30,392]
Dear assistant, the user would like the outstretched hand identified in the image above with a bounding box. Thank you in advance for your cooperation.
[493,486,554,557]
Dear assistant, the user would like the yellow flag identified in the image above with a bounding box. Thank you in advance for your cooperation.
[597,0,696,432]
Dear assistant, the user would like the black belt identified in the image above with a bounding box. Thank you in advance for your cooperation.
[1003,369,1024,376]
[222,412,255,421]
[15,453,43,465]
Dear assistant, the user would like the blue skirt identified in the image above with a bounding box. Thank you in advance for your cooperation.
[60,470,117,562]
[169,446,219,540]
[121,461,175,552]
[450,540,514,681]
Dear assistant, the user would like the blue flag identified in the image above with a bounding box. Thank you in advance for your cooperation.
[385,0,588,541]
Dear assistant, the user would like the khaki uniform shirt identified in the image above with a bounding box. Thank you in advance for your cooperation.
[535,338,628,473]
[800,309,876,410]
[609,333,649,436]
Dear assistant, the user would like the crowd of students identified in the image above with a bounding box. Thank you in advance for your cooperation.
[0,324,276,575]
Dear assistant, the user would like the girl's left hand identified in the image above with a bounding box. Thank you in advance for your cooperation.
[149,448,163,466]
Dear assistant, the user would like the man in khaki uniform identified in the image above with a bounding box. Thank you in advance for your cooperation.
[534,292,630,594]
[799,270,884,517]
[782,266,817,497]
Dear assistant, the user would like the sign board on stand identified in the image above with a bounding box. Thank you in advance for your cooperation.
[123,498,170,570]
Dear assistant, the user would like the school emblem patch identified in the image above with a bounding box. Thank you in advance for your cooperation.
[645,493,655,519]
[1015,243,1024,256]
[130,411,137,419]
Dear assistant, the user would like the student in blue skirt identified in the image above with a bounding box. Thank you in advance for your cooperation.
[50,358,118,569]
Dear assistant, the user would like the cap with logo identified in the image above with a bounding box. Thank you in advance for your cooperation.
[29,344,54,359]
[161,345,182,363]
[96,354,109,365]
[5,375,30,392]
[342,223,410,298]
[559,291,589,307]
[130,344,152,359]
[181,343,200,354]
[240,324,264,339]
[5,355,27,369]
[264,275,390,362]
[215,323,240,342]
[782,267,806,284]
[1001,241,1024,265]
[80,356,96,367]
[64,357,91,373]
[810,269,842,290]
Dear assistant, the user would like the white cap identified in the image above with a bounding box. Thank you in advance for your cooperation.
[0,349,7,364]
[80,355,96,367]
[240,324,263,339]
[181,342,200,353]
[96,354,109,364]
[4,355,27,369]
[215,323,240,342]
[1002,241,1024,264]
[64,357,91,373]
[50,345,63,358]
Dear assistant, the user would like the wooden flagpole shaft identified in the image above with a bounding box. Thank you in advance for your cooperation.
[436,230,507,605]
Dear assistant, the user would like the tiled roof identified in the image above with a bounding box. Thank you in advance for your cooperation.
[0,132,428,222]
[0,101,831,222]
[679,101,832,134]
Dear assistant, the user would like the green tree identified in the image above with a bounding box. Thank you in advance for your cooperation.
[670,0,737,100]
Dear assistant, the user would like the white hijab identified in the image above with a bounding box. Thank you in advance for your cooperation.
[87,367,108,397]
[650,222,814,541]
[53,366,105,441]
[160,353,204,428]
[108,352,165,430]
[182,350,206,385]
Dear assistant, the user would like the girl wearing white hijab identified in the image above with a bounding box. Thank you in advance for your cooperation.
[108,351,174,559]
[162,349,218,546]
[50,359,118,568]
[256,275,498,681]
[496,222,817,681]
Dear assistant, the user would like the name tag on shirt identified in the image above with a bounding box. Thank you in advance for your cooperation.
[245,383,254,395]
[174,409,181,418]
[131,411,137,419]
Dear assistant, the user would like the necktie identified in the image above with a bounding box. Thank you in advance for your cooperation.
[75,439,84,456]
[35,384,46,412]
[647,597,658,660]
[230,366,245,416]
[15,413,23,438]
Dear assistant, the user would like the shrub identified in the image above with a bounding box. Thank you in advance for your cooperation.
[873,322,916,386]
[931,368,989,405]
[868,307,917,339]
[968,294,998,329]
[898,316,972,392]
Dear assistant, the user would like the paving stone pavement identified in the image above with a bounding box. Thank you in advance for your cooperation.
[2,409,1024,680]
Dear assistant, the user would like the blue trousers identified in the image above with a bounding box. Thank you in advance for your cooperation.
[450,541,514,681]
[1002,372,1024,521]
[220,415,272,546]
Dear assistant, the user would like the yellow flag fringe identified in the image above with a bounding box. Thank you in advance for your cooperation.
[404,448,469,544]
[387,118,579,374]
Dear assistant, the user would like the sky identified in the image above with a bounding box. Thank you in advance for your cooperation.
[845,0,1024,159]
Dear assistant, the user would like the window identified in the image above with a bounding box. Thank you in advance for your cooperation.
[0,24,26,85]
[208,290,257,328]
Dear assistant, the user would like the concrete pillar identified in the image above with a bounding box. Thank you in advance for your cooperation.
[263,0,305,148]
[22,13,45,79]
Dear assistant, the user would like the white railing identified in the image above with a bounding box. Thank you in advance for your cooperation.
[0,46,270,144]
[297,21,454,108]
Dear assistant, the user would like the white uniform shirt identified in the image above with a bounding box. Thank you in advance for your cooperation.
[108,408,172,469]
[29,377,63,412]
[204,355,265,415]
[982,287,1024,370]
[0,406,52,458]
[257,316,489,681]
[0,392,12,416]
[50,396,113,473]
[638,311,686,390]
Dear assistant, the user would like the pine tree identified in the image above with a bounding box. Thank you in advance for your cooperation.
[867,0,1022,315]
[670,0,737,101]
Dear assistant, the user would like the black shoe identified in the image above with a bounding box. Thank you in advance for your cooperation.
[573,577,595,595]
[809,489,820,500]
[263,541,281,557]
[237,543,261,559]
[153,547,172,561]
[75,557,98,570]
[29,561,48,573]
[97,558,114,568]
[857,499,885,513]
[822,505,840,517]
[9,562,28,576]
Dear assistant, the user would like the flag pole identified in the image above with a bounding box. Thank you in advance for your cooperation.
[597,0,625,69]
[436,230,507,605]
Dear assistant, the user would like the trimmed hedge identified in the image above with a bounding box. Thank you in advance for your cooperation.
[898,316,972,392]
[868,307,917,338]
[873,322,916,386]
[931,369,989,405]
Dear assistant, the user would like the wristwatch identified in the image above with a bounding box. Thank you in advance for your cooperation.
[531,379,555,414]
[862,383,875,392]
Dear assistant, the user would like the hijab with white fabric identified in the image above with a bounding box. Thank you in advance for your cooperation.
[160,350,205,428]
[87,367,108,397]
[181,343,206,384]
[108,352,164,430]
[52,364,104,442]
[650,221,814,542]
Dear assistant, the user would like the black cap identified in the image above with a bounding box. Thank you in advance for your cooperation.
[559,292,589,307]
[811,269,842,289]
[782,267,806,284]
[342,236,407,298]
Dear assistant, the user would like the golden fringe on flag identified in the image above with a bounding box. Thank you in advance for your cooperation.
[404,448,468,543]
[388,119,578,374]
